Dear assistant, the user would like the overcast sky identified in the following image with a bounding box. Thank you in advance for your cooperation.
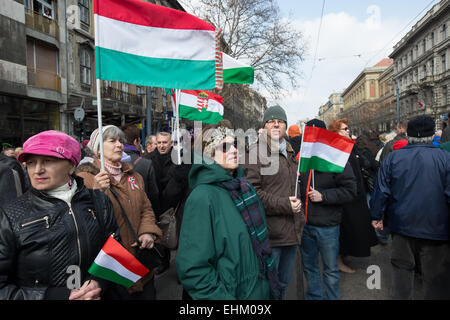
[275,0,440,126]
[179,0,440,127]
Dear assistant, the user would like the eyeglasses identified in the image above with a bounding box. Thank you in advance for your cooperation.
[341,127,349,131]
[218,138,238,153]
[266,119,285,126]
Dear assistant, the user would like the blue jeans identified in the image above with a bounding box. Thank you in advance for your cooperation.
[300,225,340,300]
[271,245,298,299]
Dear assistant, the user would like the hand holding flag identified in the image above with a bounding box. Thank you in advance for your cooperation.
[88,235,150,288]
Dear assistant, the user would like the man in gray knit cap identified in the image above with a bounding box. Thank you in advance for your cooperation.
[243,105,305,299]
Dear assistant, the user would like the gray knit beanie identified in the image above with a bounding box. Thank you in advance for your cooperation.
[262,105,287,126]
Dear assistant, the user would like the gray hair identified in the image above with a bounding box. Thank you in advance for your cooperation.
[156,131,171,138]
[103,126,126,144]
[407,136,433,145]
[145,135,156,145]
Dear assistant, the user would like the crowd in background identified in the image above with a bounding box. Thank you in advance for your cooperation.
[0,107,449,300]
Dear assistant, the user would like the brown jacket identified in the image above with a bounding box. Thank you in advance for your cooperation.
[76,158,162,292]
[242,134,305,247]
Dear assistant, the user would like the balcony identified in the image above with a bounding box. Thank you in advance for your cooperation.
[27,68,61,92]
[419,75,435,86]
[102,86,143,106]
[25,9,59,39]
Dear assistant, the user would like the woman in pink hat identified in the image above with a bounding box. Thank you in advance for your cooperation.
[0,130,118,300]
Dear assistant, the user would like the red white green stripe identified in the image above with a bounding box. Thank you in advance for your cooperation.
[222,52,254,84]
[172,89,224,124]
[88,236,149,288]
[299,126,354,173]
[94,0,218,89]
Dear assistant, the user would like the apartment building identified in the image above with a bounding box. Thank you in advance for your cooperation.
[389,0,450,129]
[340,59,393,135]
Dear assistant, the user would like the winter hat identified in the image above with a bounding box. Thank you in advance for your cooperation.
[263,105,287,126]
[87,125,115,154]
[407,115,435,138]
[288,124,300,137]
[306,119,327,129]
[18,130,81,166]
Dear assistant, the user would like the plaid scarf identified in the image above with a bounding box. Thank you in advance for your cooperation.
[219,177,282,300]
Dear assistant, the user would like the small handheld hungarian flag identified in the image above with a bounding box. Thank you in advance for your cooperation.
[88,236,149,288]
[298,126,354,173]
[171,89,224,124]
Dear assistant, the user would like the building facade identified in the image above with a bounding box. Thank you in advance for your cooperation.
[340,59,393,135]
[1,0,67,147]
[389,0,450,130]
[0,0,267,147]
[318,92,344,127]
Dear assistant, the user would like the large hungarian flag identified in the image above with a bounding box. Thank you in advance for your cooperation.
[94,0,219,89]
[299,126,354,173]
[222,52,254,84]
[88,236,149,288]
[171,89,224,124]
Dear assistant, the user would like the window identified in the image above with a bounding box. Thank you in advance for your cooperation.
[79,0,90,25]
[442,86,447,106]
[442,54,446,73]
[151,87,158,99]
[414,44,418,59]
[422,39,426,54]
[442,23,447,40]
[121,83,129,102]
[80,48,91,85]
[431,32,435,47]
[431,59,435,75]
[136,86,145,95]
[32,0,54,20]
[103,80,112,88]
[423,64,427,78]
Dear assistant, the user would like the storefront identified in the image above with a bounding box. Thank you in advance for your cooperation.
[0,94,60,148]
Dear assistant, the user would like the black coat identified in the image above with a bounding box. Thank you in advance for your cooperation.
[147,149,190,217]
[0,177,118,300]
[340,148,378,257]
[123,147,161,215]
[0,155,28,207]
[299,162,357,227]
[288,136,302,154]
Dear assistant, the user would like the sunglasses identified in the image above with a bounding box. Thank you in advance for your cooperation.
[218,138,238,153]
[341,127,349,131]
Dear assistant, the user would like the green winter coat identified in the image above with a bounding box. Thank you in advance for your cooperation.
[175,161,271,300]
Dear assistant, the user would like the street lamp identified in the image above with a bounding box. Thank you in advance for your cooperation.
[395,76,400,124]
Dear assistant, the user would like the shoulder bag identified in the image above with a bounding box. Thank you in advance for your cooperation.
[109,187,162,270]
[157,203,180,250]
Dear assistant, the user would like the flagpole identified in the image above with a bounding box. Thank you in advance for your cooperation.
[96,81,105,171]
[94,0,105,171]
[175,89,181,165]
[294,123,306,197]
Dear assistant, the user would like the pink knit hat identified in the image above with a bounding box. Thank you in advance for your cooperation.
[18,130,81,166]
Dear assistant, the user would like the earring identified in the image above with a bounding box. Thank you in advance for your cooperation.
[68,178,73,189]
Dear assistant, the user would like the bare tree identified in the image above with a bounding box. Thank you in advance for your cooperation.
[180,0,307,98]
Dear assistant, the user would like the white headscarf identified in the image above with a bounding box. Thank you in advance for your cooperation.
[87,125,115,155]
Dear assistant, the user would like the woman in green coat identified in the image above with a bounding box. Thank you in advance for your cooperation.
[176,121,281,300]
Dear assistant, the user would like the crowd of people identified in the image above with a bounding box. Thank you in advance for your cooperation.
[0,106,449,300]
